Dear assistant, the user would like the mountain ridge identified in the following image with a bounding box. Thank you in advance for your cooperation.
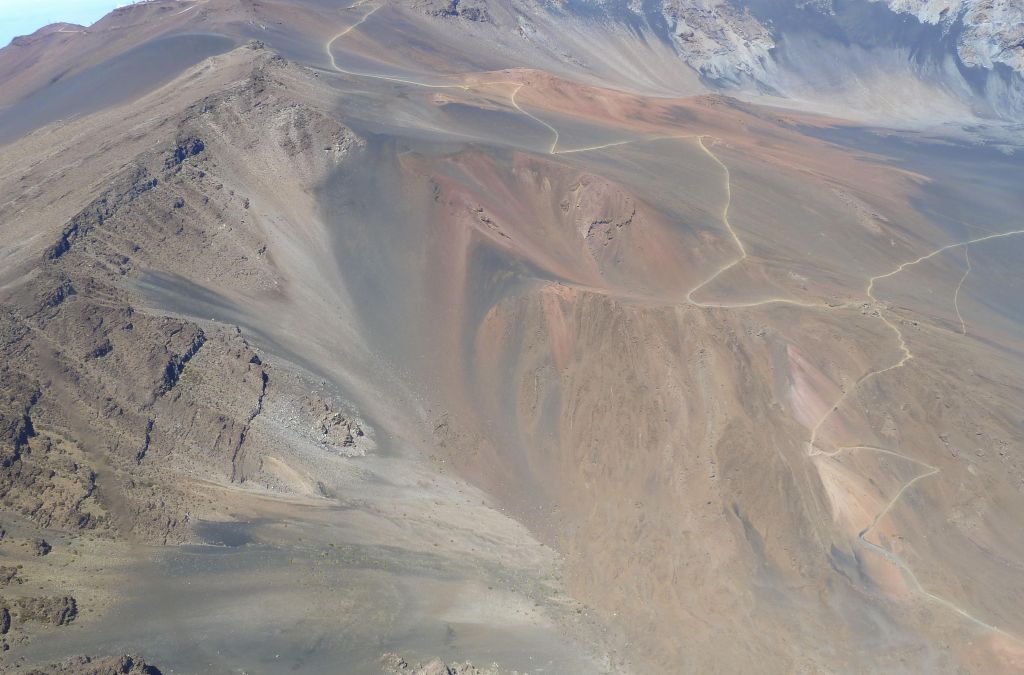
[2,0,1024,672]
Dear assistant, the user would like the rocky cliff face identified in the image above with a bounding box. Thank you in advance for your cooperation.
[0,44,374,545]
[881,0,1024,71]
[408,0,1023,120]
[661,0,776,85]
[655,0,1024,118]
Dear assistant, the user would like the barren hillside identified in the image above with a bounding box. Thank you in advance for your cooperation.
[1,0,1023,672]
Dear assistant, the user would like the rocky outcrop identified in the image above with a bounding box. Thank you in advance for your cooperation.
[24,653,162,675]
[0,381,101,532]
[230,366,269,483]
[303,397,372,457]
[876,0,1024,72]
[155,328,206,397]
[44,166,160,262]
[0,367,38,460]
[381,653,511,675]
[12,595,78,627]
[317,411,365,448]
[0,543,88,651]
[0,46,368,546]
[0,566,21,587]
[502,0,1024,116]
[662,0,776,85]
[415,0,493,22]
[165,136,205,169]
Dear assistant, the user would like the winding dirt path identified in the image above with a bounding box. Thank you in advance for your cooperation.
[509,84,560,154]
[683,136,745,304]
[585,132,1024,642]
[324,4,1024,645]
[325,5,470,90]
[174,0,209,17]
[813,227,1024,453]
[325,5,567,155]
[954,245,971,335]
[685,128,1024,642]
[803,225,1024,643]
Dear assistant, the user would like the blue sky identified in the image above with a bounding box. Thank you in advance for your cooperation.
[1,1,124,47]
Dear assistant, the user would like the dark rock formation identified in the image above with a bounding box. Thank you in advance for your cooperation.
[419,0,492,22]
[25,653,162,675]
[165,136,205,169]
[14,595,78,626]
[44,166,159,261]
[381,653,507,675]
[155,328,206,397]
[0,566,21,587]
[318,411,365,448]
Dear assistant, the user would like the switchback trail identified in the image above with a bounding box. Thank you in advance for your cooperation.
[804,226,1024,644]
[325,5,581,156]
[325,3,1024,645]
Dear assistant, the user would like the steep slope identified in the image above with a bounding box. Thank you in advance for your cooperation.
[4,0,1022,137]
[1,0,1024,673]
[0,41,606,672]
